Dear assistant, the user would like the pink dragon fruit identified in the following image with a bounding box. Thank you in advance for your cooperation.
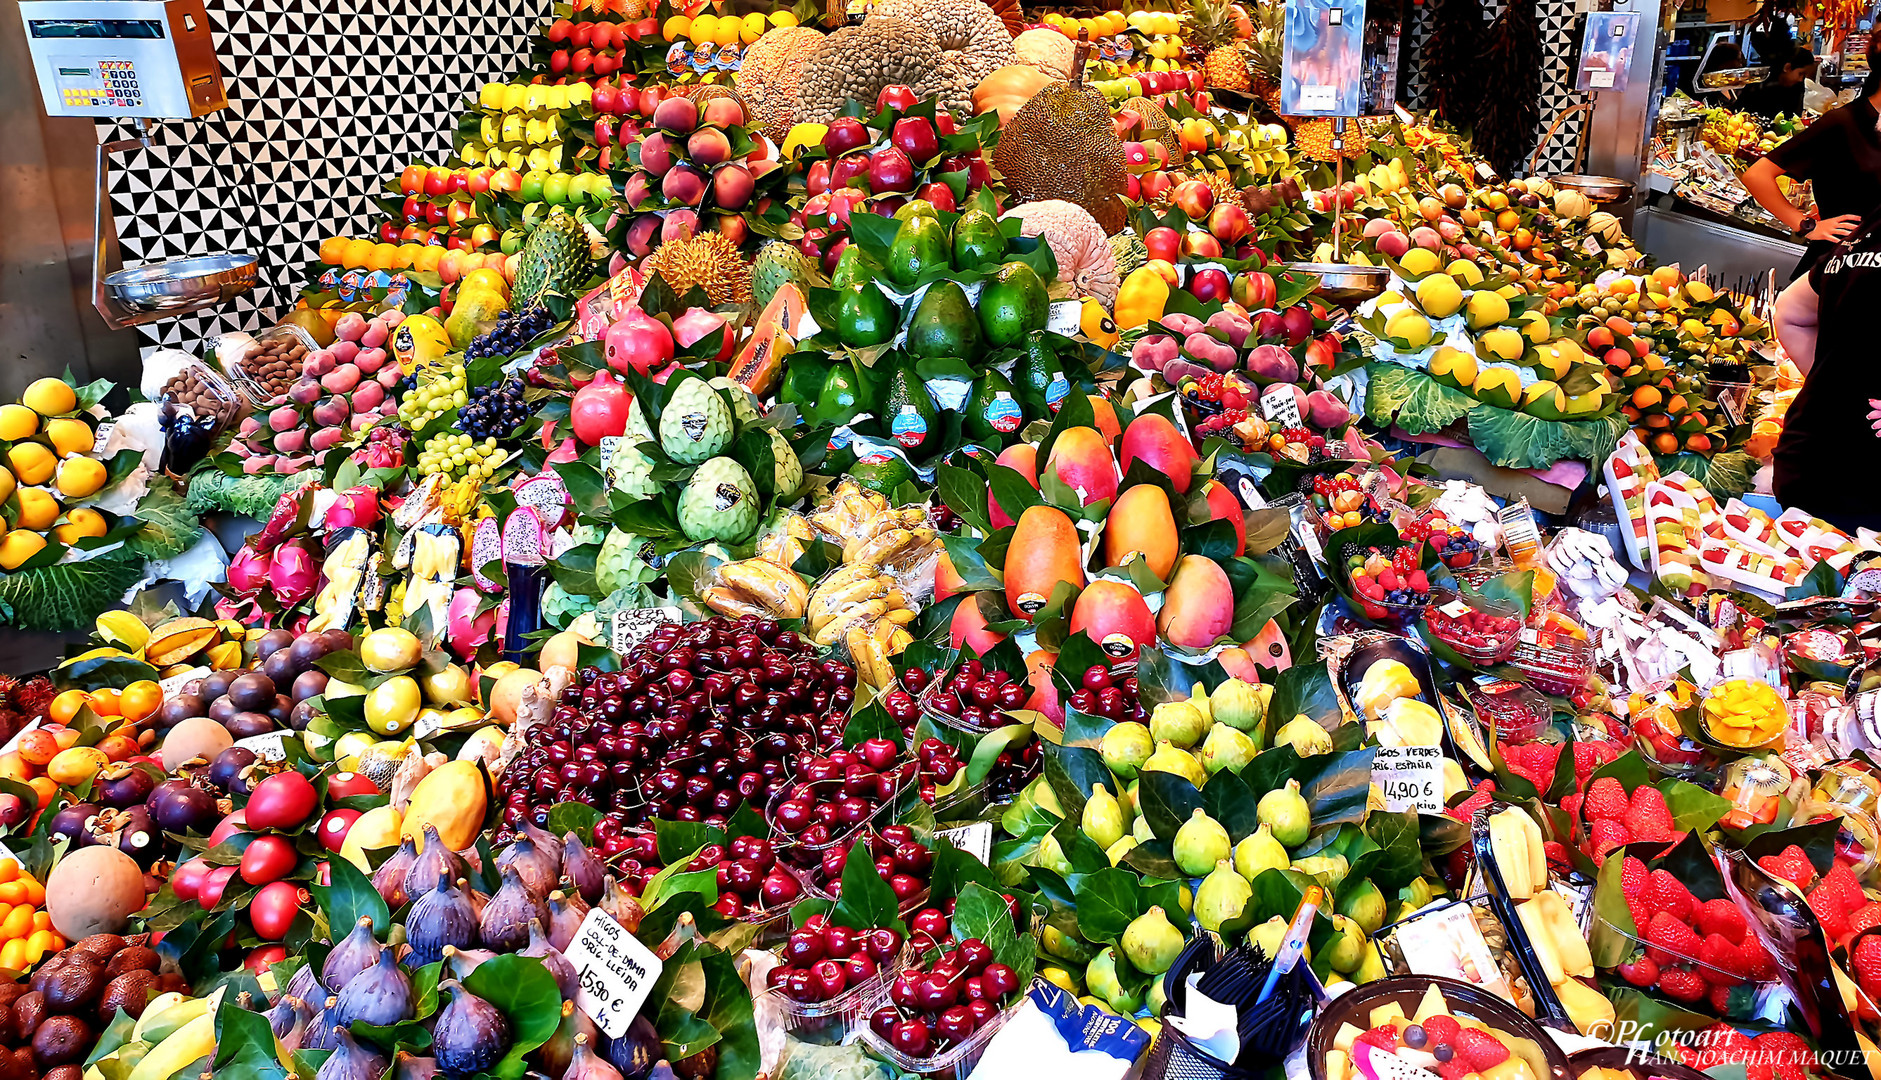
[226,544,274,595]
[446,588,501,660]
[268,538,321,605]
[251,488,311,553]
[326,486,382,531]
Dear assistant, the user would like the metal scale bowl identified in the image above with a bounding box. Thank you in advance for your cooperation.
[1278,116,1390,308]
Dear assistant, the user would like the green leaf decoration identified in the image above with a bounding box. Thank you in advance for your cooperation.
[462,955,565,1079]
[308,852,390,943]
[1364,364,1476,435]
[213,994,292,1080]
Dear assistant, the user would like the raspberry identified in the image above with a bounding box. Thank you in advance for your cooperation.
[1628,784,1676,841]
[1584,777,1629,821]
[1646,910,1703,965]
[1659,967,1707,1001]
[1646,870,1696,923]
[1757,844,1815,888]
[1620,856,1649,899]
[1452,1028,1509,1072]
[1696,898,1748,943]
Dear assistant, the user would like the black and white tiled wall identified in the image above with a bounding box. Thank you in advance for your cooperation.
[96,0,551,355]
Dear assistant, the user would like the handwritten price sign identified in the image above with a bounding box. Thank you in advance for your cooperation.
[562,908,663,1037]
[1371,746,1444,815]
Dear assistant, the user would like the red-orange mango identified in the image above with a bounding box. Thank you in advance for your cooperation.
[1044,427,1119,507]
[1103,484,1179,579]
[1157,554,1234,648]
[1005,505,1086,620]
[1068,580,1157,661]
[1119,414,1198,493]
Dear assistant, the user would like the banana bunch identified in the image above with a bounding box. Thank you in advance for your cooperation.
[90,989,220,1080]
[703,513,812,620]
[811,480,941,579]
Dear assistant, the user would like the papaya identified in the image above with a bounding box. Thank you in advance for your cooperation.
[1045,426,1119,507]
[1157,554,1234,648]
[1104,484,1179,579]
[399,760,488,851]
[727,285,803,396]
[1006,505,1086,620]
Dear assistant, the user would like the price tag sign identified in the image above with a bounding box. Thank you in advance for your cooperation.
[936,821,994,863]
[612,607,681,655]
[1371,746,1444,815]
[1300,85,1337,111]
[564,908,664,1038]
[1045,300,1083,337]
[1260,388,1303,429]
[236,731,290,761]
[158,667,208,700]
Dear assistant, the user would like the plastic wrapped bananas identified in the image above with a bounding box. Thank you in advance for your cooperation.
[703,514,813,620]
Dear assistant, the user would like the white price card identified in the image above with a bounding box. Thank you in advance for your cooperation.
[235,731,290,761]
[1045,300,1084,338]
[1371,745,1444,815]
[1259,388,1303,429]
[159,667,209,699]
[563,908,665,1038]
[612,606,681,655]
[936,821,994,863]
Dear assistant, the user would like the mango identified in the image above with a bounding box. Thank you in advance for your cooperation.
[1201,481,1247,556]
[1006,505,1085,621]
[1068,581,1157,661]
[1118,413,1197,493]
[400,760,488,852]
[1157,554,1233,648]
[949,595,1009,653]
[988,443,1038,529]
[1044,427,1119,507]
[1104,484,1178,579]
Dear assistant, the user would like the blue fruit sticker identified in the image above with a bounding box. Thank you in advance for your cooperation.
[891,404,928,449]
[1046,373,1071,412]
[984,392,1023,433]
[666,41,690,75]
[827,428,853,451]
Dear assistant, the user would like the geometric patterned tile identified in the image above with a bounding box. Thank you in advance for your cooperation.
[96,0,550,355]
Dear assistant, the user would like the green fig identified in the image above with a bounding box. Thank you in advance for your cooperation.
[1209,678,1270,735]
[1232,823,1289,881]
[1337,878,1387,934]
[1256,778,1312,847]
[1043,924,1097,964]
[1106,835,1140,866]
[1173,808,1232,877]
[1290,852,1349,889]
[1272,714,1333,756]
[1199,723,1258,775]
[1324,914,1368,974]
[1121,906,1185,975]
[1082,783,1127,850]
[1352,941,1387,982]
[1085,947,1143,1013]
[1035,832,1072,876]
[1133,811,1156,843]
[1119,779,1138,820]
[1176,881,1192,915]
[1247,915,1304,961]
[1150,701,1208,748]
[1101,722,1155,779]
[1146,976,1167,1016]
[1195,859,1252,933]
[1143,741,1206,788]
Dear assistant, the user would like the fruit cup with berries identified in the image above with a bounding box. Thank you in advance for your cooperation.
[1423,589,1524,665]
[1404,510,1482,569]
[1311,472,1382,531]
[1341,542,1432,625]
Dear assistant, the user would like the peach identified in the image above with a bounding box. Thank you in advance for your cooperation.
[1157,554,1234,648]
[687,127,733,167]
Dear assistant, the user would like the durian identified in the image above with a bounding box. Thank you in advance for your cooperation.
[642,232,754,310]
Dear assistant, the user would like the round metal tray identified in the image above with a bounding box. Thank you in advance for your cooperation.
[1547,175,1635,204]
[104,253,257,313]
[1279,262,1390,306]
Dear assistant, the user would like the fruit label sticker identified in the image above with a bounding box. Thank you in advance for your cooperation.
[983,392,1023,434]
[613,606,681,654]
[1371,745,1443,814]
[158,667,210,700]
[1394,899,1509,997]
[1045,373,1070,412]
[891,404,928,449]
[236,731,290,761]
[564,908,665,1038]
[1045,300,1083,337]
[937,821,994,863]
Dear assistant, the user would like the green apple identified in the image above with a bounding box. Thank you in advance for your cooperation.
[518,170,547,203]
[542,173,571,205]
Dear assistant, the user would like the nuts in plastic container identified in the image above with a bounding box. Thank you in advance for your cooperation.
[223,324,314,405]
[156,363,243,474]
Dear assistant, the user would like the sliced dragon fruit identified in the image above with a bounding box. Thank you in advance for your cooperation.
[512,473,570,530]
[503,507,547,567]
[470,517,503,593]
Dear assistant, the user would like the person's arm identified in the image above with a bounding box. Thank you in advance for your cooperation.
[1774,272,1820,375]
[1748,128,1864,241]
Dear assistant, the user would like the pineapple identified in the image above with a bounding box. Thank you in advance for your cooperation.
[1247,0,1282,104]
[1188,0,1252,92]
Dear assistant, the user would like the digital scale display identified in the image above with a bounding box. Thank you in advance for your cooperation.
[20,0,225,119]
[52,58,144,110]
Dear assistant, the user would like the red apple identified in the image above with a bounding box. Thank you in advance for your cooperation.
[890,116,939,164]
[822,117,872,156]
[876,85,918,112]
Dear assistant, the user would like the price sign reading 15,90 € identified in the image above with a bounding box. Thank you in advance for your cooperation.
[562,908,665,1038]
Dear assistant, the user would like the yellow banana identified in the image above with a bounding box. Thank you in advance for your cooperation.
[703,586,772,619]
[807,575,890,630]
[720,560,806,617]
[127,1010,216,1080]
[815,598,888,647]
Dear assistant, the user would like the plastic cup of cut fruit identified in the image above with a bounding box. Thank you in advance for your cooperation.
[1426,589,1524,665]
[1305,975,1572,1080]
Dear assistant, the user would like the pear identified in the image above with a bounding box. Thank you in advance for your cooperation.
[1195,859,1252,933]
[1121,905,1185,975]
[1233,823,1290,880]
[1291,852,1349,889]
[1149,700,1208,748]
[1256,778,1312,847]
[1082,783,1127,850]
[1173,808,1231,877]
[1106,835,1139,866]
[1085,947,1143,1013]
[1337,878,1387,934]
[1143,741,1206,787]
[1100,722,1155,779]
[1324,914,1368,974]
[1272,714,1333,756]
[1200,723,1258,775]
[1209,678,1269,734]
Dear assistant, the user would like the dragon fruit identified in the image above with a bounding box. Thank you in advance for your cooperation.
[227,544,274,595]
[251,488,312,552]
[446,588,501,659]
[470,518,503,593]
[326,487,382,531]
[269,538,321,605]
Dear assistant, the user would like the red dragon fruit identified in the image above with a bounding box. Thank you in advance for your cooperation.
[326,486,382,531]
[226,544,274,595]
[446,588,502,660]
[268,538,320,605]
[251,488,311,553]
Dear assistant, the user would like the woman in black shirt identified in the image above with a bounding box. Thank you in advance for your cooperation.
[1737,48,1814,119]
[1771,212,1881,530]
[1743,28,1881,278]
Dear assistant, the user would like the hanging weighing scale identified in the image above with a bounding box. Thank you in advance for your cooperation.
[17,0,255,329]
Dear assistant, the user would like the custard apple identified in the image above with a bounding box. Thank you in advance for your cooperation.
[709,377,763,426]
[660,376,734,464]
[596,527,662,593]
[625,396,654,445]
[767,427,803,499]
[606,442,659,501]
[678,456,760,543]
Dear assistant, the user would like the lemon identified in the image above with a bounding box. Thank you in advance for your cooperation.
[0,532,43,570]
[1398,248,1442,276]
[1415,274,1463,319]
[53,507,106,545]
[44,418,92,458]
[21,378,76,417]
[500,83,528,112]
[0,406,38,443]
[7,444,54,486]
[769,9,797,26]
[1465,290,1510,329]
[741,13,766,41]
[13,489,58,532]
[55,456,106,498]
[1384,310,1433,350]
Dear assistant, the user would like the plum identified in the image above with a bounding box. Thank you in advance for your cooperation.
[1245,343,1299,384]
[268,406,301,433]
[1162,312,1205,338]
[1204,310,1252,349]
[274,429,308,454]
[1131,334,1179,373]
[1183,331,1239,374]
[1305,389,1350,429]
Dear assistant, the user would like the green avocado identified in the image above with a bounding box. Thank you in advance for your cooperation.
[882,360,940,458]
[964,367,1026,445]
[886,215,951,288]
[830,243,878,291]
[904,280,982,361]
[978,261,1051,348]
[952,208,1007,270]
[833,282,898,348]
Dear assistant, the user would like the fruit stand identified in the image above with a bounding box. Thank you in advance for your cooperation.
[0,3,1873,1080]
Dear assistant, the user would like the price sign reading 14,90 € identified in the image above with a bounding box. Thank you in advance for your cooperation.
[1371,745,1444,815]
[562,908,665,1038]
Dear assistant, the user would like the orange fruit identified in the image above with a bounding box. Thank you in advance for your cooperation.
[341,238,375,268]
[86,688,121,717]
[1644,413,1671,429]
[0,861,19,885]
[1631,386,1661,410]
[46,690,87,726]
[49,727,80,750]
[318,236,349,264]
[15,730,57,768]
[0,882,25,909]
[1651,431,1680,455]
[119,681,162,723]
[20,879,42,907]
[2,904,34,939]
[25,778,54,810]
[29,913,49,934]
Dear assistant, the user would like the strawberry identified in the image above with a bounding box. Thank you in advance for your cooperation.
[1853,935,1881,999]
[1697,932,1749,985]
[1560,792,1583,822]
[1452,1028,1509,1072]
[1658,967,1707,1002]
[1749,1032,1817,1080]
[1590,819,1630,863]
[1447,780,1495,823]
[1434,1059,1473,1080]
[1758,844,1815,888]
[1420,1015,1461,1047]
[1408,568,1429,592]
[1617,953,1659,986]
[1355,1026,1398,1051]
[1628,785,1676,841]
[1741,935,1777,980]
[1690,1024,1754,1069]
[1627,895,1655,937]
[1620,856,1649,899]
[1646,869,1696,923]
[1543,840,1570,872]
[1846,901,1881,940]
[1814,864,1865,917]
[1696,898,1747,943]
[1646,910,1703,965]
[1584,777,1629,821]
[1808,885,1852,942]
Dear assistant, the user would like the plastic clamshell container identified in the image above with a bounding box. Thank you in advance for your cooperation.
[1373,896,1537,1013]
[1507,629,1592,696]
[1426,589,1523,665]
[767,939,912,1041]
[1461,679,1554,744]
[1587,908,1777,1020]
[857,985,1020,1080]
[1305,975,1573,1080]
[221,322,316,408]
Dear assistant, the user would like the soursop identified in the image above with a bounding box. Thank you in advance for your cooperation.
[660,376,733,465]
[512,209,592,309]
[751,242,826,309]
[709,377,762,426]
[767,427,803,499]
[678,456,760,543]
